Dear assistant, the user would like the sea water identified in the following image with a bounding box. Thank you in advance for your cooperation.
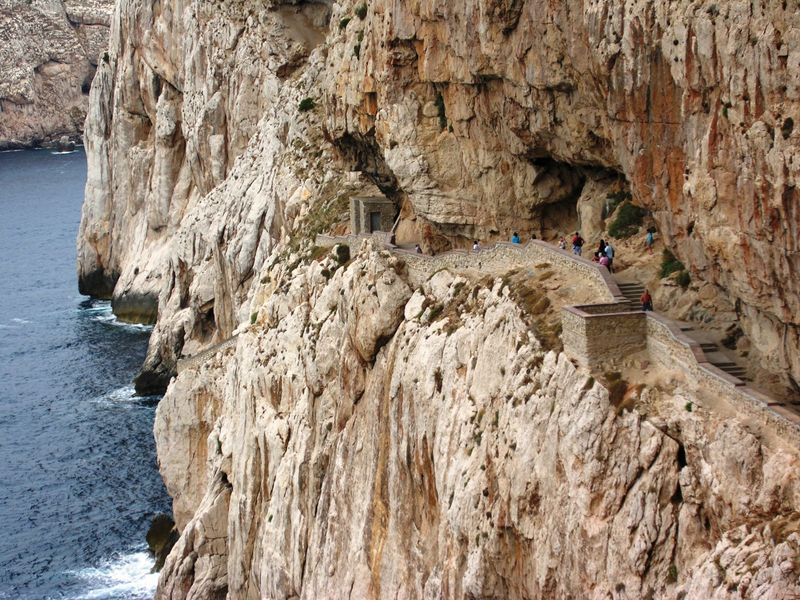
[0,149,171,599]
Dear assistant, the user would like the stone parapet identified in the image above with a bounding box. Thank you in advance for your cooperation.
[645,315,800,446]
[317,235,621,296]
[562,305,646,368]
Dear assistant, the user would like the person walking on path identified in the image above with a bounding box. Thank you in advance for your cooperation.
[645,229,655,254]
[640,289,653,311]
[599,254,610,268]
[571,232,584,256]
[604,241,615,272]
[472,240,481,252]
[511,232,521,244]
[414,244,423,254]
[558,236,566,250]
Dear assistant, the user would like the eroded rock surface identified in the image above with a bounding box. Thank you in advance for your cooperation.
[154,245,800,598]
[74,0,800,595]
[0,0,112,148]
[78,0,800,390]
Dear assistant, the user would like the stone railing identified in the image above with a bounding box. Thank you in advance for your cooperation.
[317,235,624,297]
[644,315,800,444]
[176,335,239,374]
[562,295,800,446]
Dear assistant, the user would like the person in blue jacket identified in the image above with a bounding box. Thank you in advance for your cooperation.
[604,242,615,272]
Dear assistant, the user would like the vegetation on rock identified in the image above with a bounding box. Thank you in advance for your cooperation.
[608,201,646,239]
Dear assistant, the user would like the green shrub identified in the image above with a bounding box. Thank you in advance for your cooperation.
[684,401,693,412]
[355,3,367,19]
[357,30,364,42]
[676,270,691,288]
[298,97,315,112]
[250,311,258,324]
[604,189,631,216]
[353,43,361,58]
[339,16,351,29]
[668,563,679,582]
[608,201,646,238]
[334,244,351,264]
[660,249,685,278]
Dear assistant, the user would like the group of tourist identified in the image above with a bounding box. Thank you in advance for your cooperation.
[559,232,616,272]
[417,228,656,312]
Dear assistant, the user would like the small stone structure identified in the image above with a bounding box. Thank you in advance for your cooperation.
[350,194,395,234]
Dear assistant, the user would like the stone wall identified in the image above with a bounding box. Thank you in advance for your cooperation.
[645,315,800,446]
[562,306,646,368]
[318,236,622,294]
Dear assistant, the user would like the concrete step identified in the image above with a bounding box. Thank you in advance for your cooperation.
[700,343,719,352]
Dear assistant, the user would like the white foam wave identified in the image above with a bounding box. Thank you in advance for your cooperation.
[67,551,158,600]
[83,303,153,332]
[94,385,160,406]
[50,150,77,155]
[11,317,31,324]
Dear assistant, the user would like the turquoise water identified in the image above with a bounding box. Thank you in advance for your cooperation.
[0,149,171,599]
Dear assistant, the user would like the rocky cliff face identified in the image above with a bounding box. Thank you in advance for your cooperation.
[0,0,113,148]
[77,0,800,391]
[153,244,800,599]
[75,0,800,596]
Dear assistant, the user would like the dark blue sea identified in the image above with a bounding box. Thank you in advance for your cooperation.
[0,149,171,599]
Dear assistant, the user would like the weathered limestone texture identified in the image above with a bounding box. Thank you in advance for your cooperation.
[0,0,112,148]
[321,0,800,386]
[154,244,800,599]
[74,0,800,596]
[78,0,341,392]
[78,0,800,388]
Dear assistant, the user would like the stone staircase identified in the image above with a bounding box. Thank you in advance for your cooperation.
[616,281,645,308]
[697,341,750,382]
[617,280,751,382]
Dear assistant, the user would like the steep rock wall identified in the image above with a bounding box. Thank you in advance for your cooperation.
[77,0,342,391]
[0,0,113,148]
[323,0,800,386]
[71,0,800,593]
[78,0,800,391]
[153,245,800,598]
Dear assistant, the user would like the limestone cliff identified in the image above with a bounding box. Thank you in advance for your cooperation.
[74,0,800,596]
[153,243,800,599]
[0,0,112,148]
[77,0,800,392]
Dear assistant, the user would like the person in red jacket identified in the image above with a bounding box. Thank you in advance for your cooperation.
[571,232,584,256]
[640,289,653,311]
